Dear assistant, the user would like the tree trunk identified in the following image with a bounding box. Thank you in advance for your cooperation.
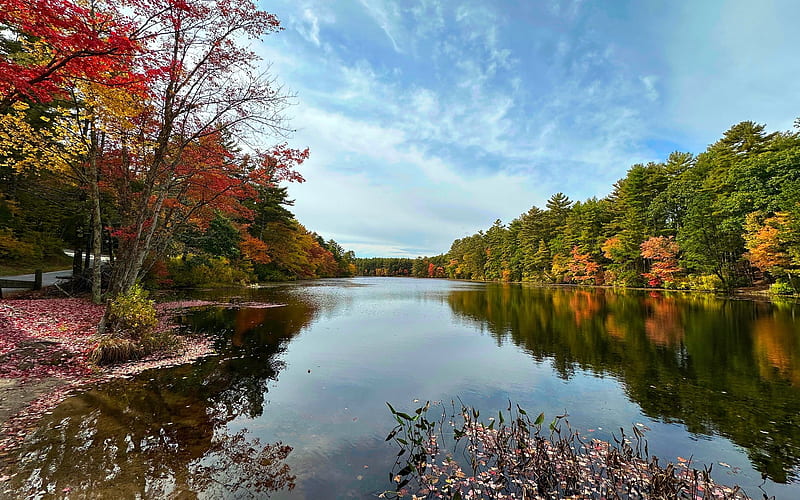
[87,123,104,305]
[90,164,103,304]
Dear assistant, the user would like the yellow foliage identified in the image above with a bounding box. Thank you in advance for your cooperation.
[0,109,76,173]
[79,81,143,132]
[0,76,144,178]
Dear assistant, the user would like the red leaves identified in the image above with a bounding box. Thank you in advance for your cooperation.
[568,246,600,283]
[0,0,140,107]
[0,299,104,379]
[0,297,216,455]
[640,236,681,287]
[258,144,309,184]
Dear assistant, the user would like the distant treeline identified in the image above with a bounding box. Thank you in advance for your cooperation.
[359,121,800,293]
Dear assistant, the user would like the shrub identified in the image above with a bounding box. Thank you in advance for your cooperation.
[607,269,645,288]
[91,285,182,365]
[0,228,37,260]
[89,336,146,365]
[20,232,66,259]
[770,281,796,296]
[680,274,724,292]
[166,255,254,287]
[89,330,180,366]
[107,284,158,340]
[141,329,181,352]
[254,264,294,282]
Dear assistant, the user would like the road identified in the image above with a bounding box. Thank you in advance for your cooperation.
[0,269,73,295]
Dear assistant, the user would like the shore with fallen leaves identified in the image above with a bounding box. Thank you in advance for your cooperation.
[0,295,216,456]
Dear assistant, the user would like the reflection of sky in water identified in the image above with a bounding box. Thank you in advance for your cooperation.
[219,279,800,498]
[5,279,800,499]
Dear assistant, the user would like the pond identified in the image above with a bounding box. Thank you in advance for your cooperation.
[4,278,800,499]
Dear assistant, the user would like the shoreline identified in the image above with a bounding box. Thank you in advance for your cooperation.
[357,275,794,301]
[0,293,217,458]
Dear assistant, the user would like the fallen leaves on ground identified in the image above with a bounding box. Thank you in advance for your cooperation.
[0,297,217,456]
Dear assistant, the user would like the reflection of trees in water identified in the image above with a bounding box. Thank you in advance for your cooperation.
[643,294,685,346]
[3,300,319,498]
[752,315,800,386]
[447,285,800,482]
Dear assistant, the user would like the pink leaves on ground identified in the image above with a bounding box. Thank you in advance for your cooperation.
[0,297,216,456]
[0,299,105,379]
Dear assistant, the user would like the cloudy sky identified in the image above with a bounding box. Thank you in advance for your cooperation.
[255,0,800,258]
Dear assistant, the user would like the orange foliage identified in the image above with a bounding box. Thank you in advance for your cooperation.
[640,236,681,287]
[744,213,791,273]
[241,235,271,264]
[568,246,600,283]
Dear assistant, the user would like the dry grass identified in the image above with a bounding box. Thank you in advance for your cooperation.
[89,337,146,365]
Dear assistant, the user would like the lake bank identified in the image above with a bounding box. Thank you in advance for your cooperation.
[0,294,216,457]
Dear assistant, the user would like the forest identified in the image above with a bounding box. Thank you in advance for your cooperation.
[0,0,356,302]
[358,121,800,294]
[2,0,799,298]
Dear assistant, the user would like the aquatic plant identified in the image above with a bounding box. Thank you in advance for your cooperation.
[384,402,756,499]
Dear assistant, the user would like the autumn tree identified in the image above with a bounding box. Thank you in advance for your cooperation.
[100,0,306,297]
[743,212,800,291]
[0,0,137,110]
[640,236,681,287]
[567,246,600,284]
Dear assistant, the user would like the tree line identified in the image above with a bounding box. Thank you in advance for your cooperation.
[363,121,800,293]
[0,0,356,303]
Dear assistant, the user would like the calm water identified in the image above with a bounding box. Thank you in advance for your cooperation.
[4,278,800,499]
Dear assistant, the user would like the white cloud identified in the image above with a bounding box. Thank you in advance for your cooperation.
[255,0,800,257]
[286,104,539,256]
[357,0,403,52]
[301,8,321,46]
[640,76,659,102]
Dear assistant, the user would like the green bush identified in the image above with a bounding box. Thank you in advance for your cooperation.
[166,255,254,287]
[24,232,68,259]
[680,274,723,292]
[91,284,184,365]
[0,228,37,259]
[107,284,158,340]
[607,269,645,288]
[254,263,294,282]
[770,281,796,296]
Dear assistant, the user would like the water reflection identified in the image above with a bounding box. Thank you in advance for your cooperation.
[2,298,319,499]
[3,280,800,498]
[447,284,800,482]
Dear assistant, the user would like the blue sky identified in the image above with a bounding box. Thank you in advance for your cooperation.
[255,0,800,257]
